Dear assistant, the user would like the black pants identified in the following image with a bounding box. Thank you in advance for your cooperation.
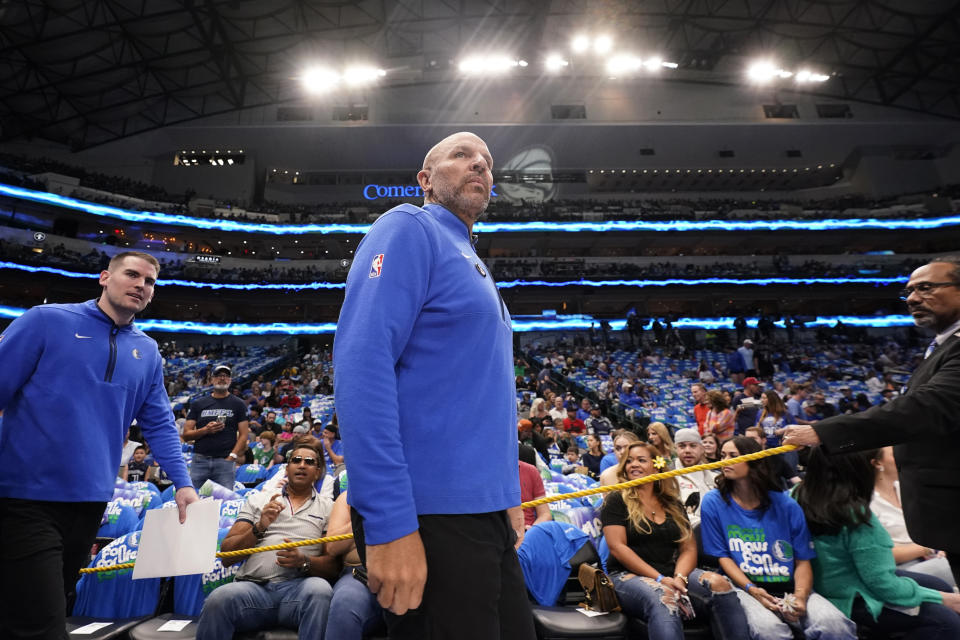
[352,509,536,640]
[0,498,105,640]
[947,550,960,588]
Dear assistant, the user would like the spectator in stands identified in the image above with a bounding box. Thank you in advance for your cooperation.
[584,405,613,436]
[646,421,677,466]
[732,377,764,436]
[576,397,592,421]
[703,389,736,442]
[322,422,344,470]
[691,383,710,434]
[580,434,606,478]
[323,492,386,640]
[0,250,199,640]
[600,441,748,640]
[528,397,549,421]
[738,339,757,377]
[518,451,551,529]
[726,345,746,386]
[673,428,718,526]
[197,441,337,640]
[870,447,956,588]
[122,445,150,483]
[700,436,856,640]
[755,390,789,449]
[795,448,960,639]
[744,427,800,489]
[811,392,837,419]
[279,387,302,409]
[562,406,586,435]
[252,431,276,467]
[786,383,814,424]
[518,419,550,462]
[837,386,856,414]
[182,364,249,489]
[701,433,721,463]
[599,430,642,485]
[334,132,535,635]
[548,396,567,421]
[561,446,583,475]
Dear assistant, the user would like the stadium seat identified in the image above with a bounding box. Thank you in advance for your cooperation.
[523,527,628,639]
[65,615,151,639]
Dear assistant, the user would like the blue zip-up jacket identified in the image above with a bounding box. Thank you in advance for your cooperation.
[0,300,191,501]
[333,203,520,545]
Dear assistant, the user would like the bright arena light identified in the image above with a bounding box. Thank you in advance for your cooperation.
[796,69,830,83]
[605,54,643,75]
[458,55,521,75]
[747,61,780,83]
[643,57,663,71]
[301,67,340,93]
[571,35,590,52]
[342,65,386,86]
[545,54,569,71]
[593,35,613,54]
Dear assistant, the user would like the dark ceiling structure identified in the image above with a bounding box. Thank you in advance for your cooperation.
[1,0,958,149]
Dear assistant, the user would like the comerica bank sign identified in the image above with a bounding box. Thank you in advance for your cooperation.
[363,184,499,200]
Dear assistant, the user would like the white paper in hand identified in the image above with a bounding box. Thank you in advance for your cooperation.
[133,499,220,579]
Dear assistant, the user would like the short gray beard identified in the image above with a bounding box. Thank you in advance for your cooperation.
[430,180,489,223]
[213,383,230,392]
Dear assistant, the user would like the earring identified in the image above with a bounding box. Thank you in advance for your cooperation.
[877,465,884,472]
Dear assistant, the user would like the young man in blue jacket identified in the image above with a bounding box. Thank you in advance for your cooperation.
[0,251,199,639]
[334,132,535,639]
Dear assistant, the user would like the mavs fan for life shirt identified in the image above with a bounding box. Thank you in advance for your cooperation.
[700,490,816,595]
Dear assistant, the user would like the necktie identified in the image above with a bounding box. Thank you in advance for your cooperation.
[924,339,939,359]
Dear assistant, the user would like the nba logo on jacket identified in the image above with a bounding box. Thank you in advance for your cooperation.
[369,253,384,278]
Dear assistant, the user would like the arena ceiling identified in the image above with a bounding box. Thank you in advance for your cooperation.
[1,0,958,149]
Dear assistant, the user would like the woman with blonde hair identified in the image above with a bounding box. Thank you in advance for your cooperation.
[528,397,549,421]
[646,421,677,466]
[600,442,748,640]
[599,430,641,486]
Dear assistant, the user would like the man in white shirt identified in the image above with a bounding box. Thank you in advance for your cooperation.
[673,428,717,526]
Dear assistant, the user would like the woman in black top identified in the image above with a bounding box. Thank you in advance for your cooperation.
[580,434,606,478]
[600,442,748,640]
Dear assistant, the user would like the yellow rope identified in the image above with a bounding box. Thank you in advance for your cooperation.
[78,444,797,574]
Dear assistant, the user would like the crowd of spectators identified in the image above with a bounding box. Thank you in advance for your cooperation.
[81,327,960,637]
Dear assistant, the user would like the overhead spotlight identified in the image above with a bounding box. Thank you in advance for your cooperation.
[747,61,779,83]
[545,54,569,71]
[796,69,829,83]
[605,54,642,75]
[661,61,679,69]
[302,67,340,94]
[459,55,521,74]
[594,35,613,54]
[572,35,590,52]
[518,59,528,67]
[343,65,386,86]
[643,57,663,71]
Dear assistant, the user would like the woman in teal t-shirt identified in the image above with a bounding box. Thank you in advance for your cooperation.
[794,448,960,639]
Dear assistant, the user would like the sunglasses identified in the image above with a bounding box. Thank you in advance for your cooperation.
[289,456,318,466]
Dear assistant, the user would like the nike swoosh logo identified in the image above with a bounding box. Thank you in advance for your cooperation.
[75,333,92,339]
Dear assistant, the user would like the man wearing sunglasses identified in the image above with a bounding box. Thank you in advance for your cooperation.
[785,255,960,586]
[182,364,250,490]
[197,440,337,640]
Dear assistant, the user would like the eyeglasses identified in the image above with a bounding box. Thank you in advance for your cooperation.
[898,281,960,301]
[289,456,318,466]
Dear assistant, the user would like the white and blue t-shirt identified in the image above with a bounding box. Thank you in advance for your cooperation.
[700,489,816,595]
